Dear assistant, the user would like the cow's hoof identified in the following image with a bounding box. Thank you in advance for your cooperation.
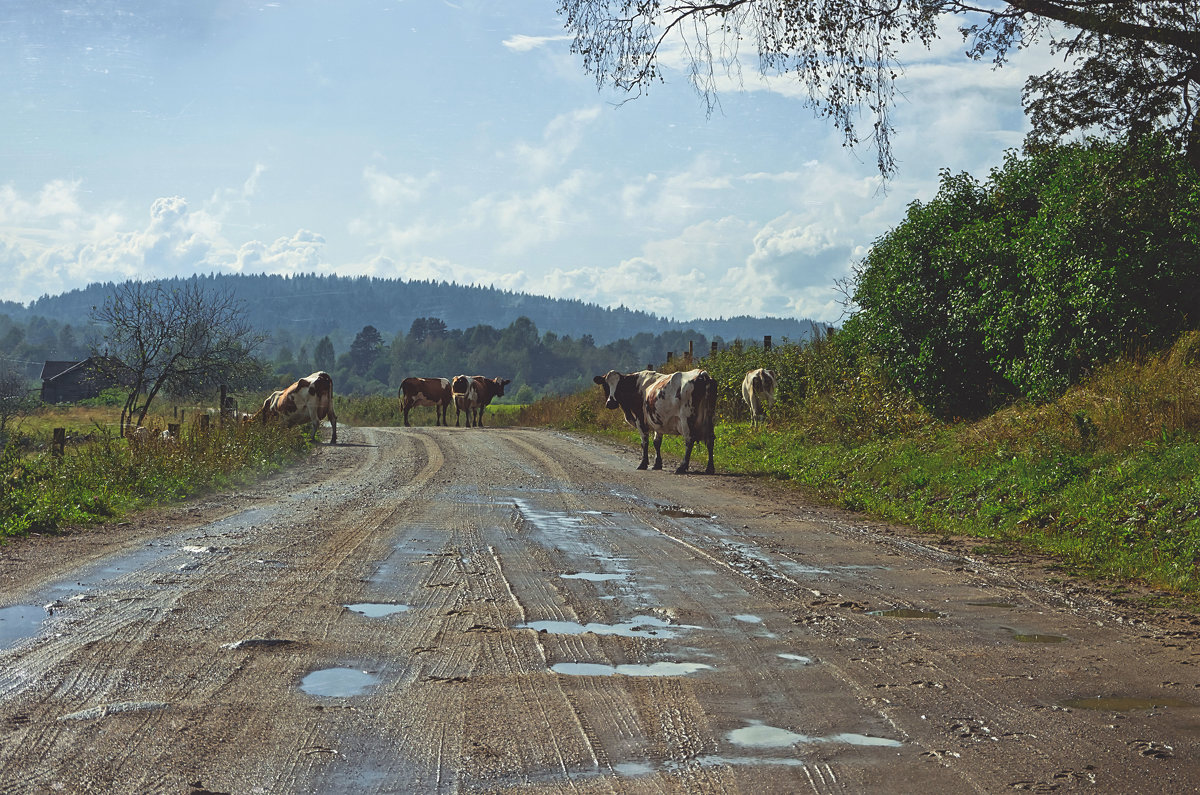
[637,462,649,470]
[652,463,663,471]
[674,466,688,475]
[704,466,715,475]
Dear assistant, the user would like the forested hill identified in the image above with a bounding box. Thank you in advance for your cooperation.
[12,273,820,346]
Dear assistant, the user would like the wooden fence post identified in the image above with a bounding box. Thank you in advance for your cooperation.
[711,341,718,356]
[52,428,65,458]
[199,414,210,434]
[764,335,772,351]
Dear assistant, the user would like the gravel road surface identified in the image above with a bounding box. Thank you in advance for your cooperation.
[1,425,1198,794]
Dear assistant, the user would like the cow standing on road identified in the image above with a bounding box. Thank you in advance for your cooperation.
[593,368,717,474]
[452,375,511,427]
[399,377,453,426]
[741,368,777,426]
[252,371,338,444]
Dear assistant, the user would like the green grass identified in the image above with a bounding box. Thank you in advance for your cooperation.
[1,414,309,539]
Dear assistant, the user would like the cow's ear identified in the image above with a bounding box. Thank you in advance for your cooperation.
[503,379,512,386]
[593,375,605,385]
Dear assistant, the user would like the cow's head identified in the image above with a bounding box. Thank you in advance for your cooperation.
[492,377,511,396]
[593,371,622,410]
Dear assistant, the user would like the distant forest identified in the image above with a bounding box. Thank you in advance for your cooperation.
[3,273,824,401]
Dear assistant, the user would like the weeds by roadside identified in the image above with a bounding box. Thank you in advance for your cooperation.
[1,419,308,539]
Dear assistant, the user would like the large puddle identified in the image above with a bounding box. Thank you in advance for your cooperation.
[728,721,902,749]
[561,572,626,583]
[0,604,49,649]
[300,668,380,697]
[552,661,713,677]
[345,603,410,617]
[521,615,699,639]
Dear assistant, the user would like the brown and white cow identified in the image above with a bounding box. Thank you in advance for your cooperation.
[450,374,477,427]
[253,371,338,444]
[593,368,717,474]
[452,375,511,427]
[399,377,453,426]
[741,367,777,426]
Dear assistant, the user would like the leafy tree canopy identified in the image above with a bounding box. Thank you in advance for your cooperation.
[557,0,1200,174]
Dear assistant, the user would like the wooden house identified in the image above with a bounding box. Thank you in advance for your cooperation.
[40,357,126,404]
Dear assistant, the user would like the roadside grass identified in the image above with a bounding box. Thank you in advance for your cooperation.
[517,334,1200,596]
[333,394,527,428]
[1,408,309,540]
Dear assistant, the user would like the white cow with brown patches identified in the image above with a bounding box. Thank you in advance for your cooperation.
[593,368,717,474]
[741,368,777,426]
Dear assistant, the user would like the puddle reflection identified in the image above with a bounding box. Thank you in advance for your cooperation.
[0,604,48,649]
[552,661,713,677]
[345,603,410,617]
[521,616,698,639]
[300,668,379,697]
[728,720,902,749]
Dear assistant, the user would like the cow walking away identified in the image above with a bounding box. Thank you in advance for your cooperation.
[252,371,338,444]
[452,375,512,427]
[593,368,717,474]
[399,377,452,426]
[741,368,777,426]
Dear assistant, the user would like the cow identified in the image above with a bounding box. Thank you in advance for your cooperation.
[593,368,717,474]
[741,368,777,426]
[450,375,477,427]
[399,377,453,426]
[452,375,511,427]
[253,371,338,444]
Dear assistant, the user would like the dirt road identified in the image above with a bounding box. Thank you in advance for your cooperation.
[2,426,1199,794]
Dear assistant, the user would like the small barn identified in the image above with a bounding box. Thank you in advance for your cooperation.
[40,357,125,404]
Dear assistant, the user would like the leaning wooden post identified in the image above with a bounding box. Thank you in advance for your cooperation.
[686,341,693,363]
[764,335,772,352]
[711,341,719,356]
[52,428,66,458]
[219,385,228,424]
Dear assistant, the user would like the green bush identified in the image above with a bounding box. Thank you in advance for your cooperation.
[850,136,1200,418]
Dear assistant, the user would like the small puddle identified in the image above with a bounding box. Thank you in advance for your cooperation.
[0,604,49,649]
[552,661,713,677]
[733,614,763,624]
[868,609,941,619]
[561,572,626,582]
[658,506,713,519]
[521,616,698,639]
[778,653,813,665]
[1060,696,1193,711]
[728,721,902,749]
[300,668,379,697]
[345,603,410,617]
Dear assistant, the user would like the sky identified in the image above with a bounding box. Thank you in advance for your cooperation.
[0,1,1060,325]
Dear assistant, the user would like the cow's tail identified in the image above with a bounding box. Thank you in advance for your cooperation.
[695,370,718,435]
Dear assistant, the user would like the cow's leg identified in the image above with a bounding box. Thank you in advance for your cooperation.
[328,410,338,444]
[403,406,411,427]
[651,432,664,470]
[477,407,484,427]
[676,435,694,474]
[638,431,650,470]
[703,428,715,474]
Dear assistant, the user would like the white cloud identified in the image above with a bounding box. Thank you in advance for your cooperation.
[502,33,572,52]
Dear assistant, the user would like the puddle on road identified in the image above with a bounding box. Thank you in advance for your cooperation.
[522,616,698,639]
[658,506,714,520]
[868,609,941,619]
[300,668,379,697]
[778,653,814,665]
[561,572,626,582]
[0,604,49,649]
[728,720,902,749]
[1060,696,1193,711]
[966,600,1017,608]
[345,603,411,618]
[733,614,763,624]
[552,661,713,677]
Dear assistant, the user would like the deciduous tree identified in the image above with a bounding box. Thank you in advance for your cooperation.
[90,282,265,435]
[557,0,1200,175]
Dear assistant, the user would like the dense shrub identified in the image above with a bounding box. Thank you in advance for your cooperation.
[849,137,1200,418]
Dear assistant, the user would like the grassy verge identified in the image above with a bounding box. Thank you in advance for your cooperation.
[1,411,309,539]
[516,338,1200,597]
